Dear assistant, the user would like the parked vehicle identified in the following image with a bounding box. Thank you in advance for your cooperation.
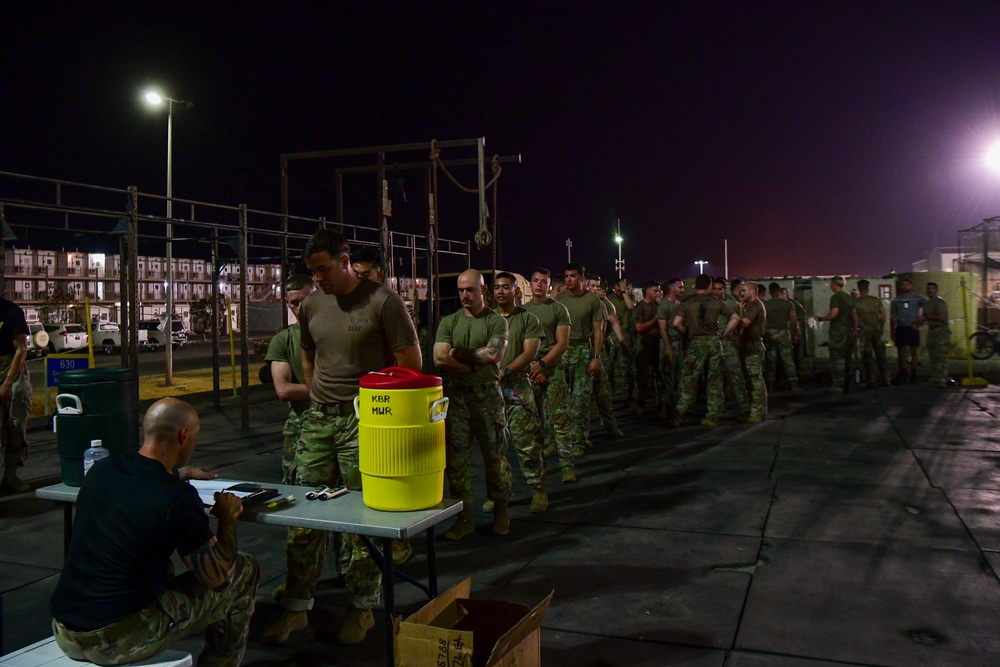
[93,322,149,355]
[139,320,188,352]
[42,323,88,352]
[26,323,49,359]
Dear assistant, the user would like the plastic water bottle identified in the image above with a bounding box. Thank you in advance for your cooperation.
[83,439,109,476]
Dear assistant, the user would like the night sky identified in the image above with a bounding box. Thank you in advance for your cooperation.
[5,2,1000,282]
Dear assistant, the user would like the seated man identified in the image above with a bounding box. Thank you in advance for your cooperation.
[50,398,260,667]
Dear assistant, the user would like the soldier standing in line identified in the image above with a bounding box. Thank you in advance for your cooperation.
[554,262,607,483]
[714,277,750,418]
[656,278,684,424]
[738,281,767,422]
[349,246,386,284]
[890,277,926,384]
[493,272,549,513]
[263,229,421,646]
[764,282,801,392]
[815,275,854,393]
[923,282,953,388]
[587,276,625,444]
[434,270,512,540]
[522,269,571,466]
[670,274,741,427]
[608,278,637,402]
[550,274,567,297]
[631,280,662,416]
[853,280,891,388]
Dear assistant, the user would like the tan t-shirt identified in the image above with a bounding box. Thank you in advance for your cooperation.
[924,296,949,330]
[742,300,766,343]
[435,307,508,387]
[299,280,419,403]
[680,294,735,336]
[854,295,884,330]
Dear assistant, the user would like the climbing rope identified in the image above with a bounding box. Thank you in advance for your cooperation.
[430,140,502,248]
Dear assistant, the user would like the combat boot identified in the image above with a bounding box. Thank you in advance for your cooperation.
[561,468,578,483]
[260,610,309,644]
[530,487,549,513]
[335,608,374,645]
[491,500,510,535]
[607,424,624,438]
[392,538,413,565]
[444,508,474,541]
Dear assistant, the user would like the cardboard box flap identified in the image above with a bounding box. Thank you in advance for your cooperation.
[404,577,473,626]
[484,590,553,667]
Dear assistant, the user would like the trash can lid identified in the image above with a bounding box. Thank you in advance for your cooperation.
[360,366,442,390]
[58,368,137,384]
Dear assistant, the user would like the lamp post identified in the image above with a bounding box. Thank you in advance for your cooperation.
[614,218,624,279]
[694,259,708,274]
[566,237,572,263]
[144,91,192,386]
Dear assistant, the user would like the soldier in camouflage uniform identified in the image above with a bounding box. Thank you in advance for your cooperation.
[631,280,663,415]
[587,277,625,442]
[853,279,890,388]
[670,274,741,427]
[923,282,952,387]
[764,282,801,391]
[816,276,855,393]
[738,281,768,422]
[523,268,571,474]
[714,278,750,417]
[494,272,549,512]
[656,278,684,423]
[608,279,637,401]
[51,399,260,667]
[263,230,421,646]
[555,263,607,482]
[434,269,512,539]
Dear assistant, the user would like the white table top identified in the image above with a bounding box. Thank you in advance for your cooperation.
[37,481,463,540]
[0,637,191,667]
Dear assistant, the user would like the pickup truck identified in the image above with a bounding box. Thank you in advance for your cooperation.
[94,322,149,354]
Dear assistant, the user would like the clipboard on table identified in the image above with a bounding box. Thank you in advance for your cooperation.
[191,480,280,507]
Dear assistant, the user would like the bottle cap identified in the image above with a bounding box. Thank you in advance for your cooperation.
[91,439,103,447]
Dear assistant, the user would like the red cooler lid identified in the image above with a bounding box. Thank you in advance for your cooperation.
[359,366,442,389]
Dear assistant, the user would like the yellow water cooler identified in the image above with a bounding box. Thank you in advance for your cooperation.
[355,366,449,511]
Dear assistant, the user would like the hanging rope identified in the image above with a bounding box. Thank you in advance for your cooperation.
[430,140,502,248]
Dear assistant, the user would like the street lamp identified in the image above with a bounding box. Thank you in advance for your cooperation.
[566,237,572,263]
[144,90,192,386]
[614,218,625,279]
[985,142,1000,173]
[694,259,708,274]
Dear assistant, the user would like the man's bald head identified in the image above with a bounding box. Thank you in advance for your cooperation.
[457,269,486,313]
[143,398,199,443]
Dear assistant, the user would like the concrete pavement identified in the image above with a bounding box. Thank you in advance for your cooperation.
[2,377,1000,666]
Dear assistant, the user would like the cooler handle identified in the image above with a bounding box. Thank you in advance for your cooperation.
[430,397,449,423]
[368,366,423,379]
[54,394,83,434]
[353,396,360,419]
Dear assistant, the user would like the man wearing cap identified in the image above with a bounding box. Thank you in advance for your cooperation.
[434,269,511,539]
[263,229,421,646]
[816,276,854,392]
[890,277,926,384]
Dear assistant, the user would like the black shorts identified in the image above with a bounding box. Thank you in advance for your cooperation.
[895,326,920,348]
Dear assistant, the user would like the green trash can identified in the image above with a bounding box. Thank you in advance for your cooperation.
[55,368,140,486]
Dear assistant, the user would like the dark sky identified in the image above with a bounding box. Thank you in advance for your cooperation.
[5,2,1000,281]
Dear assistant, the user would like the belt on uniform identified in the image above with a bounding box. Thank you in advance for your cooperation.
[311,400,353,416]
[57,608,148,646]
[451,383,497,393]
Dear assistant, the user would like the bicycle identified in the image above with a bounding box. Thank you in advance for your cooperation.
[969,325,1000,360]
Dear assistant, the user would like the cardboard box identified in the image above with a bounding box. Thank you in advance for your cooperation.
[395,577,553,667]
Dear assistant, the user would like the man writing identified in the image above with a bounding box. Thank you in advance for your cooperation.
[51,398,260,667]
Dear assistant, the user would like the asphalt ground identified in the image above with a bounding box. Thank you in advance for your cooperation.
[2,360,1000,666]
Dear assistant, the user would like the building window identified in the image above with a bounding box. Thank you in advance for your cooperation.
[879,285,891,300]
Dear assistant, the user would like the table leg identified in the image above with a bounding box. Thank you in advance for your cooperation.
[425,526,438,597]
[381,536,394,667]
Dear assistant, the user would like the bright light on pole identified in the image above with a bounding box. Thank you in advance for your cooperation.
[694,259,708,274]
[614,218,625,279]
[566,237,572,263]
[986,142,1000,173]
[144,89,192,387]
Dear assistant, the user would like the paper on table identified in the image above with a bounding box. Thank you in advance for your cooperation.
[190,479,261,507]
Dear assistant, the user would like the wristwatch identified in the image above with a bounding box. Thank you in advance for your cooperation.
[501,366,511,379]
[538,359,547,369]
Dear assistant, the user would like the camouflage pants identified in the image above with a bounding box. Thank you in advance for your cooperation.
[722,339,750,415]
[613,329,637,399]
[634,337,660,408]
[676,336,724,420]
[587,357,620,440]
[503,377,544,488]
[744,341,767,420]
[283,404,381,611]
[445,385,512,505]
[563,344,596,449]
[828,325,851,388]
[0,357,31,470]
[927,326,951,385]
[281,410,304,485]
[764,329,798,384]
[54,553,260,667]
[858,329,890,386]
[533,367,572,470]
[658,337,684,417]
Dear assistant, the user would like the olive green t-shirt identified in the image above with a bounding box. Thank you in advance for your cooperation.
[829,291,853,328]
[521,298,570,369]
[656,299,682,340]
[853,295,884,330]
[632,299,659,343]
[764,297,793,329]
[924,296,949,330]
[681,294,735,336]
[718,294,740,328]
[607,294,633,331]
[299,280,419,403]
[555,290,606,345]
[435,307,508,387]
[264,323,310,414]
[742,300,766,343]
[499,307,543,380]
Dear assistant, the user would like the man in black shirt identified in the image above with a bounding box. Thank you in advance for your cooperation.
[50,398,260,667]
[0,297,31,493]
